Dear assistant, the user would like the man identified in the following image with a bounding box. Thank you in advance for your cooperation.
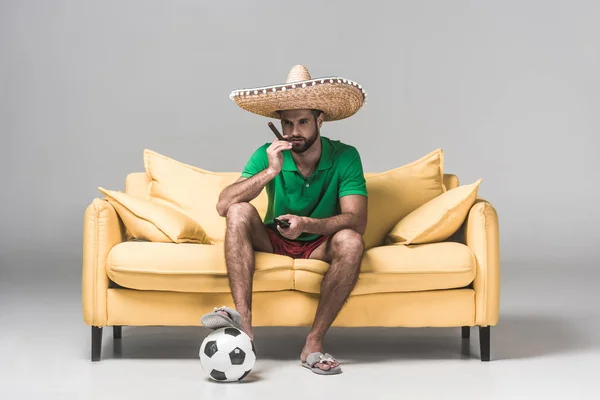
[201,65,368,375]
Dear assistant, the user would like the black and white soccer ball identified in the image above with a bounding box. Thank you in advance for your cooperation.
[199,327,256,382]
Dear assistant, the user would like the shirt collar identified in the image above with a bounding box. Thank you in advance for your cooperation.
[282,136,333,172]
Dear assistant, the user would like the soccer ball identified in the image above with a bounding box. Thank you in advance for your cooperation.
[199,327,256,382]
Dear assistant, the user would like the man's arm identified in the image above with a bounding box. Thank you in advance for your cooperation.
[299,148,368,237]
[301,195,368,236]
[217,137,292,217]
[216,168,277,217]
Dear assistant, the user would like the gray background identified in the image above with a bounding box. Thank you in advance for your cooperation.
[2,0,599,269]
[2,1,600,398]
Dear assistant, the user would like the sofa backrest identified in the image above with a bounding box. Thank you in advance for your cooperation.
[442,173,459,191]
[125,171,459,236]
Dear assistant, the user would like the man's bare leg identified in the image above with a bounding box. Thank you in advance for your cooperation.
[300,229,364,371]
[219,202,274,340]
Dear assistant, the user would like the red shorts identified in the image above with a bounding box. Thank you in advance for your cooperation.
[266,225,330,259]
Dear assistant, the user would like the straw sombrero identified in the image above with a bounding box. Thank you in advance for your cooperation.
[229,65,367,121]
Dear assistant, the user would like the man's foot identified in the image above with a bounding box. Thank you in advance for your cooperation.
[215,310,254,340]
[300,341,340,372]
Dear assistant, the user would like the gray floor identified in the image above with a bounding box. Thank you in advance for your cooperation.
[1,251,598,399]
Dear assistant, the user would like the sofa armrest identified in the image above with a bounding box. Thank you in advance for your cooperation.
[82,198,126,327]
[463,198,500,326]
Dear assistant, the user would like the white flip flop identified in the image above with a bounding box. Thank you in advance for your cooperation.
[200,305,246,333]
[301,352,342,375]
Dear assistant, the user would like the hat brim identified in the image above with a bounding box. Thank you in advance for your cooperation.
[229,77,366,121]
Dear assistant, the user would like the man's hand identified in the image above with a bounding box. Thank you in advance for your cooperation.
[275,214,305,240]
[266,136,293,175]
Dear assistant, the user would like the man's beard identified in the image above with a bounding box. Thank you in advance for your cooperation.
[290,127,319,153]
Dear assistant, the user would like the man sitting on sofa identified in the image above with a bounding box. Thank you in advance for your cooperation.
[201,65,368,375]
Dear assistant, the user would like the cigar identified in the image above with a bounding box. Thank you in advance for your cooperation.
[268,122,285,141]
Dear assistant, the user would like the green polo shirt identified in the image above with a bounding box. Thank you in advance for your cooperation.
[240,136,368,242]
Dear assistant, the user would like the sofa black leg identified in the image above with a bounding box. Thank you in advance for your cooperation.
[479,326,490,361]
[113,326,122,339]
[92,327,103,362]
[461,326,470,339]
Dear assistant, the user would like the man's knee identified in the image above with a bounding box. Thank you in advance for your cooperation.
[331,229,364,257]
[226,202,258,228]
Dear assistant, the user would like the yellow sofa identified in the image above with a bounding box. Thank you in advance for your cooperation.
[82,170,500,362]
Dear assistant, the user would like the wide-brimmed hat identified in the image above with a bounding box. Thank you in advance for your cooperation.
[229,65,367,121]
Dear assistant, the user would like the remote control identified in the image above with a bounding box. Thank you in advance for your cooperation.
[274,218,290,228]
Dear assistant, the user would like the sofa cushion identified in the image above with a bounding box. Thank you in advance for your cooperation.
[143,149,268,243]
[293,242,476,295]
[107,242,294,293]
[362,149,446,250]
[386,179,483,245]
[98,187,210,244]
[142,148,445,248]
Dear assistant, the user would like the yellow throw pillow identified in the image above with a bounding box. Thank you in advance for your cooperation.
[143,149,268,242]
[386,178,483,245]
[363,149,446,250]
[98,187,210,244]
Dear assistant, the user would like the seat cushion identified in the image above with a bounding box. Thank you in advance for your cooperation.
[293,242,476,295]
[107,242,294,293]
